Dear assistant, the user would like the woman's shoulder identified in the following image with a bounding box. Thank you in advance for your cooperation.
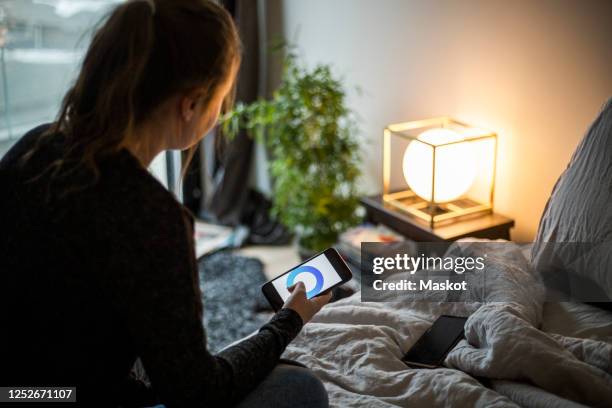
[0,123,53,171]
[2,123,192,239]
[97,150,192,236]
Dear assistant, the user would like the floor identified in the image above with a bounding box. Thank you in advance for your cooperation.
[236,244,301,280]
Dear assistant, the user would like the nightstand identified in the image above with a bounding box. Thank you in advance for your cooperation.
[360,194,514,242]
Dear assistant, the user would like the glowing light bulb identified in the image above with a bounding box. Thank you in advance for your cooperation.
[402,128,475,203]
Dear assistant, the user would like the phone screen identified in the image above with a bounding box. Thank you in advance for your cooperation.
[271,252,343,301]
[403,315,467,367]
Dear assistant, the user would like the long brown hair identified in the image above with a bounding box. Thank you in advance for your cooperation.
[23,0,240,190]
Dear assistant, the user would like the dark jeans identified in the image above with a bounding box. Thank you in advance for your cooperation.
[149,364,328,408]
[236,364,328,408]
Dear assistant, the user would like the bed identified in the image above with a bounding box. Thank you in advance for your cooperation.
[282,241,612,407]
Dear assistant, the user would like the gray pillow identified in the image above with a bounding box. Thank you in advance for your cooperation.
[531,97,612,302]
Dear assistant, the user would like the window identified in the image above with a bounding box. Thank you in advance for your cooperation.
[0,0,171,188]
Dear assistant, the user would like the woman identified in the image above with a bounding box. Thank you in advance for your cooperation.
[0,0,331,407]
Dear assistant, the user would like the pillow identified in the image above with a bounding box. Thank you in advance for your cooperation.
[531,97,612,304]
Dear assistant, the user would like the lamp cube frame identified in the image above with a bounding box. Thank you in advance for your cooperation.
[383,117,497,227]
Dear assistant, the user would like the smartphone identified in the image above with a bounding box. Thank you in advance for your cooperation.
[261,248,353,311]
[402,315,468,369]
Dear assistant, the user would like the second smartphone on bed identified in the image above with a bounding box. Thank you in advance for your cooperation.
[262,248,353,311]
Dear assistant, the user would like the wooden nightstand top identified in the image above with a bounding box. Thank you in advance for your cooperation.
[360,194,515,242]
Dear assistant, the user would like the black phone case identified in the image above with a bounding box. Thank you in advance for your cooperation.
[261,248,352,311]
[402,315,468,369]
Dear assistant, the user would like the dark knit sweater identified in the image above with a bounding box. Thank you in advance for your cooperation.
[0,125,303,407]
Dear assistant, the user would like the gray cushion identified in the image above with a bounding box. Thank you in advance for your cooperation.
[531,97,612,302]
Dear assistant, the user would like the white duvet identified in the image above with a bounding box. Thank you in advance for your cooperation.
[282,241,612,407]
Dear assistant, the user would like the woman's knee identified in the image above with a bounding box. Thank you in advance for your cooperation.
[237,364,328,408]
[279,365,328,405]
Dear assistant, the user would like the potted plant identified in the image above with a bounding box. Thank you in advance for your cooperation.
[222,50,361,256]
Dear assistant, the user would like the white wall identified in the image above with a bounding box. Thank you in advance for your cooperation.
[277,0,612,241]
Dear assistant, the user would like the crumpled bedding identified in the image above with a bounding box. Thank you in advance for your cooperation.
[282,241,612,407]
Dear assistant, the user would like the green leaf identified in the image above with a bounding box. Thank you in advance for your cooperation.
[219,42,363,251]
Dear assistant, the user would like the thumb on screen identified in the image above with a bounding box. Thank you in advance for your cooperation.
[287,281,305,293]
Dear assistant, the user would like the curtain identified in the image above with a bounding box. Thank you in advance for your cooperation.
[182,0,291,245]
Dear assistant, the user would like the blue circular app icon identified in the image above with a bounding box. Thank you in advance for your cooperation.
[286,265,324,298]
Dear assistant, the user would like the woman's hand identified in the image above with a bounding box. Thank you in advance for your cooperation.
[282,281,332,324]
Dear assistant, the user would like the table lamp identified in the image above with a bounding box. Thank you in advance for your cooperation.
[383,117,497,227]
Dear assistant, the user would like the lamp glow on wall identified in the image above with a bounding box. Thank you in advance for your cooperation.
[383,117,497,226]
